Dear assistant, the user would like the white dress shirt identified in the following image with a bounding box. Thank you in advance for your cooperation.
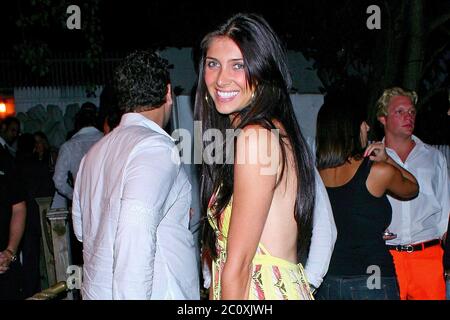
[72,113,199,300]
[53,126,103,200]
[0,136,15,156]
[385,135,450,246]
[304,168,337,289]
[0,137,7,149]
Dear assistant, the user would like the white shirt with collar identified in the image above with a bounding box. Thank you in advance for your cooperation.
[0,136,6,148]
[53,126,103,200]
[384,135,450,246]
[72,113,199,300]
[0,136,16,156]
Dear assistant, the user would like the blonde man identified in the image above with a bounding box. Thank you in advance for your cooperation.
[377,87,450,300]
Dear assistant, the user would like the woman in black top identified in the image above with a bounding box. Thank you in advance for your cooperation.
[315,87,418,300]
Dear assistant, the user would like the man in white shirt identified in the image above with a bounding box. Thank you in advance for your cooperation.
[53,103,104,205]
[72,51,199,300]
[53,103,104,266]
[377,87,450,300]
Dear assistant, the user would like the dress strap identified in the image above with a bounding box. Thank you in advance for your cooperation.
[257,242,271,256]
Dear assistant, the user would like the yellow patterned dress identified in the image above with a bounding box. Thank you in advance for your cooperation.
[207,194,314,300]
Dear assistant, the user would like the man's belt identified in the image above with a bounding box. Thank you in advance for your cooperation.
[387,239,441,253]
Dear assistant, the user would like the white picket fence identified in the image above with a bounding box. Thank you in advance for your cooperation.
[14,86,103,115]
[12,86,103,147]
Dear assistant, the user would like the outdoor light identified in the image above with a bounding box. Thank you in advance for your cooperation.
[0,97,15,118]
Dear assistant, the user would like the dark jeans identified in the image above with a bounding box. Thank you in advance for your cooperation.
[316,275,400,300]
[68,214,83,266]
[21,199,42,298]
[0,261,24,300]
[446,278,450,300]
[21,233,41,297]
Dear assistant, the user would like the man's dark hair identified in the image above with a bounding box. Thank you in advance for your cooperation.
[74,102,98,132]
[0,116,20,144]
[114,50,170,113]
[98,84,122,131]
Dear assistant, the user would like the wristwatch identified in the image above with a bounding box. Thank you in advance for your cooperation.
[5,248,17,263]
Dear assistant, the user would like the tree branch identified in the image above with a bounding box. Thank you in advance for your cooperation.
[421,42,450,78]
[442,26,450,37]
[428,12,450,35]
[420,87,448,108]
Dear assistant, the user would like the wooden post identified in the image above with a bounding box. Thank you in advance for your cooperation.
[47,208,74,300]
[34,197,56,290]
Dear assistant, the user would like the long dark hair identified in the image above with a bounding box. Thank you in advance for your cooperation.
[194,13,315,261]
[316,83,368,170]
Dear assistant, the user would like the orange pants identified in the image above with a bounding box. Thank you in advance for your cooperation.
[390,245,446,300]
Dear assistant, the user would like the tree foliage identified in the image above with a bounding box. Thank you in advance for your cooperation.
[14,0,103,76]
[284,0,449,138]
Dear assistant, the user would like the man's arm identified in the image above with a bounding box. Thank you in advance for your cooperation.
[7,200,26,255]
[0,201,26,273]
[71,156,86,243]
[112,143,178,299]
[304,168,337,290]
[53,144,74,200]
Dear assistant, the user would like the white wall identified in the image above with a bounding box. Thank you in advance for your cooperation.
[14,86,102,115]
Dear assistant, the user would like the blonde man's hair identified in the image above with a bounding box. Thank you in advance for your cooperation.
[376,87,418,118]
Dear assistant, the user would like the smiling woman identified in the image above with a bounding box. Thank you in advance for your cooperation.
[204,36,254,117]
[195,13,316,300]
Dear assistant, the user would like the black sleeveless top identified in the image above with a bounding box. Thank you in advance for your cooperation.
[325,157,396,277]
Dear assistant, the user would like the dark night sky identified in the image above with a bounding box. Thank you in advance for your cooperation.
[1,0,448,92]
[1,0,449,53]
[0,0,376,52]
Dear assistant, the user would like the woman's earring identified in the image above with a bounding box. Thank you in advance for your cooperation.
[205,94,209,104]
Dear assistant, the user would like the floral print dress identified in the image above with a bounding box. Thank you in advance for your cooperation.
[207,195,314,300]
